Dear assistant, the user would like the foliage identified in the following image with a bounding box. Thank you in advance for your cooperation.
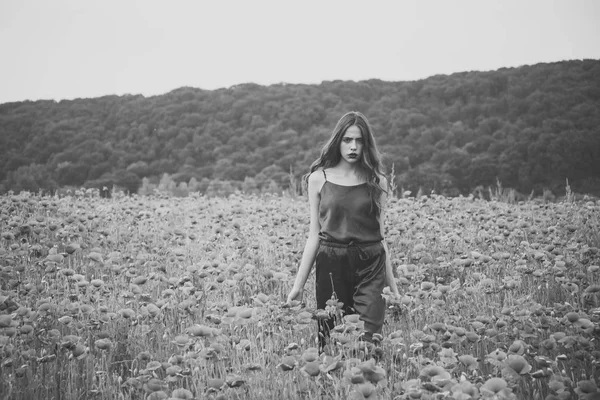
[1,60,600,197]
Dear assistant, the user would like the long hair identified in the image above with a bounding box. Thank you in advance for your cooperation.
[304,111,387,212]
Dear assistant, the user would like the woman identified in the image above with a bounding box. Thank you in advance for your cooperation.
[286,111,400,352]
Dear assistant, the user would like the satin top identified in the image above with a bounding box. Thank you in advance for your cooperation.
[318,179,382,244]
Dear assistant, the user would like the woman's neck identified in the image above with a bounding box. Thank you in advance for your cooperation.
[333,161,365,179]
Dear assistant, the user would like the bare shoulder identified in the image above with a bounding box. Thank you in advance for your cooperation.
[307,169,326,193]
[308,169,326,185]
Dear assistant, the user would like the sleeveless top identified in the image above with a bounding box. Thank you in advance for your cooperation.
[318,170,383,244]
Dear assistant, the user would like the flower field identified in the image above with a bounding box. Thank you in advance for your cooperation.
[0,192,599,400]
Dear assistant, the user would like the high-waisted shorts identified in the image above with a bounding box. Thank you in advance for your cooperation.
[315,240,387,344]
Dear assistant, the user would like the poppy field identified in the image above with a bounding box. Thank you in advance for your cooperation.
[0,191,599,400]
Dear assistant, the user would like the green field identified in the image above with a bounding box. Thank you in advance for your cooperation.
[0,192,599,399]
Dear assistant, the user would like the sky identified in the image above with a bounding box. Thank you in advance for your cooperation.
[1,0,599,104]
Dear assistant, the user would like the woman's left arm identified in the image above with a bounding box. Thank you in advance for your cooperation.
[379,176,400,295]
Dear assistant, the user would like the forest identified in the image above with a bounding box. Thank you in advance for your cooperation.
[1,59,599,197]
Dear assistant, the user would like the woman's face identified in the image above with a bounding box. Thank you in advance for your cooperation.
[340,125,364,164]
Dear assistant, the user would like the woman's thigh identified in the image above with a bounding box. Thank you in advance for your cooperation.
[352,243,386,334]
[315,245,353,312]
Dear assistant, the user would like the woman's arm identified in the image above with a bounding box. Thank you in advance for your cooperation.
[287,171,324,303]
[379,176,400,295]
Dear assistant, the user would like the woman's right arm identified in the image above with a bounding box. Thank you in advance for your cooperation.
[286,171,324,303]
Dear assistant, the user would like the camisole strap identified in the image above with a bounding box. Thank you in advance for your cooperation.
[323,169,327,181]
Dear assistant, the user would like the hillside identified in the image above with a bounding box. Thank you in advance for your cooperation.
[1,59,599,196]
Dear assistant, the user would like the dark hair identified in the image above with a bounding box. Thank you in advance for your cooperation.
[304,111,387,211]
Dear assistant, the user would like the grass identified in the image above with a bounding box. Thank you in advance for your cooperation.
[0,191,599,399]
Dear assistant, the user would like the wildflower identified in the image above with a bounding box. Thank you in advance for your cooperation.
[320,355,343,373]
[548,376,566,393]
[118,308,136,319]
[186,324,215,337]
[76,280,89,288]
[225,374,245,388]
[146,361,162,371]
[480,377,509,395]
[87,252,103,263]
[465,331,480,342]
[508,340,527,355]
[285,342,299,351]
[345,367,365,384]
[171,388,194,399]
[302,348,320,362]
[413,244,427,252]
[146,303,160,317]
[531,369,552,378]
[172,335,190,348]
[540,337,557,351]
[243,363,262,371]
[575,380,598,397]
[301,361,321,377]
[451,380,479,399]
[58,315,73,325]
[505,354,532,375]
[574,317,594,330]
[1,231,14,240]
[420,365,452,387]
[439,348,458,367]
[71,344,87,360]
[586,284,600,294]
[20,324,34,334]
[487,349,508,362]
[436,284,451,294]
[64,243,80,254]
[354,382,377,399]
[144,378,167,392]
[47,329,61,343]
[296,311,313,325]
[345,314,361,324]
[0,314,14,328]
[278,355,298,371]
[400,295,413,306]
[402,379,422,399]
[458,354,479,370]
[238,307,254,319]
[561,282,579,294]
[397,263,420,277]
[358,359,387,384]
[165,365,182,382]
[429,322,447,332]
[94,339,112,350]
[60,268,75,277]
[132,276,147,285]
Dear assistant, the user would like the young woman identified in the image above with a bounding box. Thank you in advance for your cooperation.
[286,111,400,351]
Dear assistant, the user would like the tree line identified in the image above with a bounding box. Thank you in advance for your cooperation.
[1,59,599,197]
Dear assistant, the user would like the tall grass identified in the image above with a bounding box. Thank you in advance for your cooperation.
[0,192,598,399]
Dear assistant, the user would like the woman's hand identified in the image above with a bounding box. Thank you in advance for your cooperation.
[286,287,304,304]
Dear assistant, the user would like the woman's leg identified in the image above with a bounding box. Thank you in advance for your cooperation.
[351,243,387,341]
[315,244,353,352]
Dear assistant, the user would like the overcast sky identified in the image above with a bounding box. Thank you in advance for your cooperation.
[1,0,599,104]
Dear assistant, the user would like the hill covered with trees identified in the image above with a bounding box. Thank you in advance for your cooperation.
[1,59,599,197]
